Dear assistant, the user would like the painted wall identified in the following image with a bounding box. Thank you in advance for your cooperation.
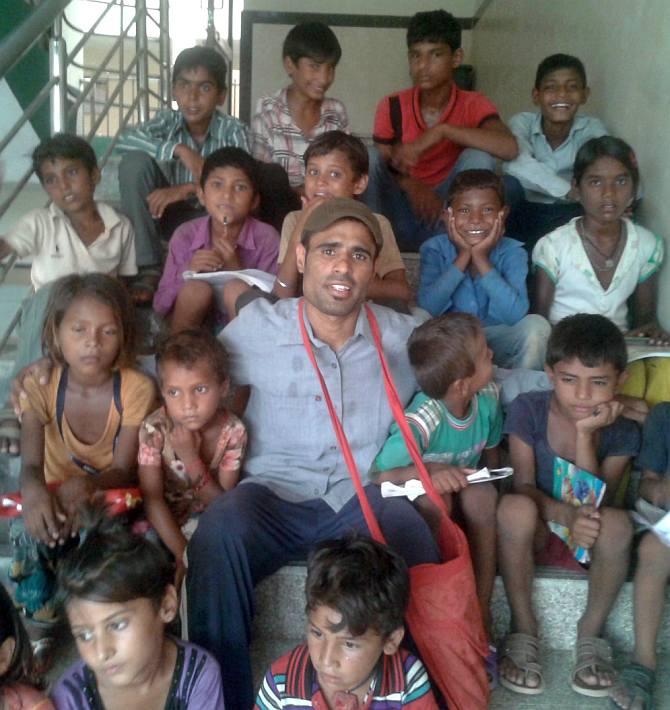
[244,0,480,15]
[472,0,670,327]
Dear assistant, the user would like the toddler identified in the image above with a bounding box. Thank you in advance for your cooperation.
[138,329,246,580]
[51,506,224,708]
[255,536,437,709]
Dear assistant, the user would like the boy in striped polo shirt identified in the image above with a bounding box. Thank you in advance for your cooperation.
[255,537,437,710]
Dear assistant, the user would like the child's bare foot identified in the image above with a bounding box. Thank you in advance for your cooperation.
[571,637,616,696]
[499,632,544,695]
[609,662,655,710]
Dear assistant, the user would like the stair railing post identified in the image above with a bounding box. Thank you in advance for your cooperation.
[50,14,67,134]
[159,0,171,108]
[135,0,150,123]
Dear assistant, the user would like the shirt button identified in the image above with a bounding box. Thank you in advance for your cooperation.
[315,395,322,401]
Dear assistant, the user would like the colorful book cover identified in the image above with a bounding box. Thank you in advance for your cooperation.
[547,456,606,564]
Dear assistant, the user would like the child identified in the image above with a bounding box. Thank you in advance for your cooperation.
[255,536,438,709]
[365,9,517,251]
[152,147,280,333]
[0,133,137,456]
[372,313,501,680]
[0,583,53,709]
[51,506,224,708]
[533,136,664,337]
[117,46,249,303]
[250,22,350,192]
[503,53,607,249]
[418,170,550,370]
[499,314,639,697]
[11,274,156,624]
[609,402,670,710]
[138,329,246,577]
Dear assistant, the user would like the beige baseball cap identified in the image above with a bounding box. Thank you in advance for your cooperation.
[301,198,383,250]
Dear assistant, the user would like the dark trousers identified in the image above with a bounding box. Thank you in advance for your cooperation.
[186,482,440,710]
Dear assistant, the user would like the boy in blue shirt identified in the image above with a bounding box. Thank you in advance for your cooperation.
[418,170,550,370]
[503,54,607,250]
[116,46,249,303]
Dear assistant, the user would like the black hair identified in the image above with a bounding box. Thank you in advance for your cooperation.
[305,536,408,639]
[172,46,227,92]
[32,133,98,183]
[156,328,230,385]
[304,130,369,179]
[56,504,174,611]
[0,584,39,688]
[535,53,587,89]
[407,10,461,52]
[41,273,137,369]
[546,313,627,373]
[200,146,259,192]
[282,22,342,65]
[446,169,505,207]
[573,135,640,192]
[408,313,482,398]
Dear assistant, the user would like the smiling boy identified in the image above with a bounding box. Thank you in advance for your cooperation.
[117,46,249,303]
[365,10,517,251]
[251,22,350,193]
[503,54,607,248]
[418,170,549,370]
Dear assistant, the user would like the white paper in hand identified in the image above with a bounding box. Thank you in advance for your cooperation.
[380,467,513,501]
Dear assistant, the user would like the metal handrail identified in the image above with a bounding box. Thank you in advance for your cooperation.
[0,0,170,360]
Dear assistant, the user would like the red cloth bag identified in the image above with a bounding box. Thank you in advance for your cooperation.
[298,301,489,710]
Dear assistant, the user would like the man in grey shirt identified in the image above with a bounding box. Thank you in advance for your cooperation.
[186,198,440,710]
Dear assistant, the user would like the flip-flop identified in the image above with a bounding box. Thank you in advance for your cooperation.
[572,636,616,697]
[609,662,655,710]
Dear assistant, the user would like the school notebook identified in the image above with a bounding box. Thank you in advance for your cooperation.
[547,456,606,564]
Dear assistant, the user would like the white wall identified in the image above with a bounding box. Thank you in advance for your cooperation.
[244,1,480,15]
[472,0,670,327]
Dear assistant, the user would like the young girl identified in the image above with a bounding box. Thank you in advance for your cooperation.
[533,136,665,339]
[0,584,53,709]
[153,147,279,334]
[138,329,246,583]
[51,506,224,709]
[12,274,156,623]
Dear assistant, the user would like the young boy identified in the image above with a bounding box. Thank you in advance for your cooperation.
[609,402,670,710]
[255,537,438,709]
[0,133,136,455]
[372,313,501,673]
[418,170,550,370]
[153,147,279,333]
[116,46,249,303]
[250,22,350,192]
[499,314,639,697]
[365,9,517,251]
[503,53,607,249]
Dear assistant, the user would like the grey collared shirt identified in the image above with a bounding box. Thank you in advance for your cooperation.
[220,298,421,511]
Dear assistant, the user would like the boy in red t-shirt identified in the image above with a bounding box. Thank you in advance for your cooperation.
[364,10,517,251]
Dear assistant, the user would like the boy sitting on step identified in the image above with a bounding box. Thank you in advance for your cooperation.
[254,536,438,709]
[499,314,639,698]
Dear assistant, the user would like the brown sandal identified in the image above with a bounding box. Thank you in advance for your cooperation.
[572,636,615,697]
[499,632,545,695]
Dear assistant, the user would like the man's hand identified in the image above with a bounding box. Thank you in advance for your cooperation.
[169,424,201,467]
[575,400,624,436]
[568,505,601,549]
[174,144,204,182]
[403,179,443,225]
[430,465,472,495]
[22,482,67,547]
[10,357,53,418]
[147,184,192,219]
[188,248,224,273]
[627,322,670,346]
